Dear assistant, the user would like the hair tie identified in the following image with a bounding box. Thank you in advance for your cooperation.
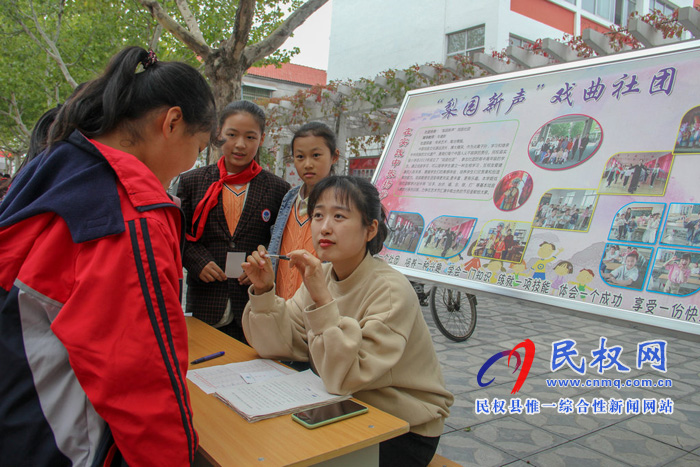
[136,49,158,73]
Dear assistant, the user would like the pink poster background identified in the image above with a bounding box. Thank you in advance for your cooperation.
[373,43,700,333]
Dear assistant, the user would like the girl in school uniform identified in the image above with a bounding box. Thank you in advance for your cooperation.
[178,101,290,342]
[242,176,453,467]
[267,122,339,299]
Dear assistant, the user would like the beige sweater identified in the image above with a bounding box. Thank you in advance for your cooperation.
[242,253,453,436]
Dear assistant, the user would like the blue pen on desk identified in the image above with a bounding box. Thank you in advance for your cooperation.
[191,351,225,365]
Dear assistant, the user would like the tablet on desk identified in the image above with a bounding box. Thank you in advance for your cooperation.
[292,400,368,429]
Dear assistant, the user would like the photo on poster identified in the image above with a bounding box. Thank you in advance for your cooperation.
[459,240,484,276]
[386,211,425,253]
[493,170,533,211]
[673,105,700,154]
[532,188,597,232]
[473,220,532,263]
[660,203,700,248]
[608,202,666,243]
[598,151,672,196]
[647,248,700,296]
[528,114,602,170]
[599,243,653,291]
[416,216,475,258]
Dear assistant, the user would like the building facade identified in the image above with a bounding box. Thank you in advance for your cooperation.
[328,0,697,179]
[243,62,326,101]
[328,0,696,82]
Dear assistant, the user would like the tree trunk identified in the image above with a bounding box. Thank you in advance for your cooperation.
[137,0,330,120]
[204,49,245,115]
[203,50,247,165]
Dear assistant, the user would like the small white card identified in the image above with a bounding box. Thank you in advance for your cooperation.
[225,251,246,278]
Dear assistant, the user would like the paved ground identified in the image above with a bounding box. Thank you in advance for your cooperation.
[424,288,700,467]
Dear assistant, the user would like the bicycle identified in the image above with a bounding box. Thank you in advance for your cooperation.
[428,285,477,342]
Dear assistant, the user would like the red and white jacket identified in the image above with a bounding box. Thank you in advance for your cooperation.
[0,131,197,466]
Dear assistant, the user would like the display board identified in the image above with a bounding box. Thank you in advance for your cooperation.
[373,41,700,334]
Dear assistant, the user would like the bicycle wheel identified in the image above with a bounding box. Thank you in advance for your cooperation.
[429,286,477,342]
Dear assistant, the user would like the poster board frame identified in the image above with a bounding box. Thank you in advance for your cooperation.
[372,40,700,335]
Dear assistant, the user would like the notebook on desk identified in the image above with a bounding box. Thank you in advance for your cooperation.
[214,368,350,422]
[187,358,349,422]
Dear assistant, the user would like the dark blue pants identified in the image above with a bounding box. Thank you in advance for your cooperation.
[379,431,440,467]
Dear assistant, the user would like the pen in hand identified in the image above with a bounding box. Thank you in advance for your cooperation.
[191,351,225,365]
[264,254,290,261]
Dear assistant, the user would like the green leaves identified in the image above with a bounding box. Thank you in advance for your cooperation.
[0,0,157,157]
[0,0,322,169]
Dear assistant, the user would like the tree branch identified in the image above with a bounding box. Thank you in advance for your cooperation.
[54,0,65,43]
[138,0,211,58]
[226,0,256,65]
[0,94,31,142]
[148,23,163,50]
[175,0,205,44]
[244,0,329,65]
[25,0,78,88]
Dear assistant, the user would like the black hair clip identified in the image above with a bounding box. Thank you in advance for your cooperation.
[136,49,158,73]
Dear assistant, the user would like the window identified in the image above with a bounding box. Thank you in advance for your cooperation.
[614,0,637,26]
[241,85,272,102]
[650,0,676,16]
[584,0,639,25]
[582,0,614,21]
[583,193,597,207]
[509,34,534,49]
[446,25,485,58]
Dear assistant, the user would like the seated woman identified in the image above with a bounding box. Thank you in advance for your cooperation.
[242,176,453,467]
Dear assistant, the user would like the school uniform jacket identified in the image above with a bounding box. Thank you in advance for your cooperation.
[178,164,289,328]
[0,131,196,466]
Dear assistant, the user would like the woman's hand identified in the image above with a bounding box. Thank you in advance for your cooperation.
[238,271,252,286]
[287,250,333,307]
[199,261,227,282]
[242,246,274,295]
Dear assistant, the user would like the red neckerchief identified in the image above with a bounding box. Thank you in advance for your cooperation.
[186,156,262,241]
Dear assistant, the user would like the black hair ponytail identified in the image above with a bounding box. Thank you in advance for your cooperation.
[48,46,216,146]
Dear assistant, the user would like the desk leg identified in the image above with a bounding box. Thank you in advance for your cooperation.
[314,444,379,467]
[193,450,216,467]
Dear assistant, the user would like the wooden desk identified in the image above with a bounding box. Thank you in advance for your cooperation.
[186,317,409,466]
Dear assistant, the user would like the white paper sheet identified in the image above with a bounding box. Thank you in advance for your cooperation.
[214,369,350,422]
[187,359,296,394]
